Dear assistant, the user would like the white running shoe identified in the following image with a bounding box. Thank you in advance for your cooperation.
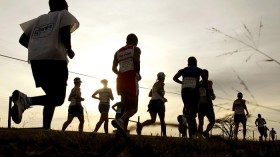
[11,90,31,124]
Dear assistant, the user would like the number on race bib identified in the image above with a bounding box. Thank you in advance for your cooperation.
[119,59,134,72]
[182,77,197,89]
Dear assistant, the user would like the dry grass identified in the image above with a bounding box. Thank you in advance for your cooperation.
[1,128,280,157]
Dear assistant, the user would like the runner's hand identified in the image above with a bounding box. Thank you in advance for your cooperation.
[67,49,75,59]
[136,73,141,81]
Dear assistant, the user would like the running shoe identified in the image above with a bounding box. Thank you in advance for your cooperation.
[202,131,210,139]
[90,131,97,137]
[112,118,125,130]
[11,90,31,124]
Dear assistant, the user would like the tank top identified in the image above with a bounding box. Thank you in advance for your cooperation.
[98,88,112,104]
[151,82,165,100]
[116,45,135,74]
[233,99,246,115]
[256,118,266,127]
[68,86,82,106]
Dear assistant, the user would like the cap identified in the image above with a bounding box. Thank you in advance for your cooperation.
[101,79,108,84]
[157,72,166,79]
[74,77,82,83]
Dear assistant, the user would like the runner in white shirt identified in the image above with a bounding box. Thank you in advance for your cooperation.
[11,0,79,129]
[136,72,167,136]
[92,79,114,134]
[255,114,267,141]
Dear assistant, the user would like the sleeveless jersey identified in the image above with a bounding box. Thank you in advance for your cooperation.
[255,117,266,127]
[180,66,201,90]
[68,86,82,106]
[199,80,213,104]
[98,88,112,104]
[233,99,246,115]
[151,82,165,100]
[116,45,136,74]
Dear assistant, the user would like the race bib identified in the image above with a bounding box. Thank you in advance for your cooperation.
[235,106,245,114]
[182,77,196,89]
[199,87,207,96]
[119,59,134,72]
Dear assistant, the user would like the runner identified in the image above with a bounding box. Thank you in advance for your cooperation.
[112,102,124,119]
[136,72,168,136]
[91,79,114,134]
[264,126,269,141]
[62,77,84,134]
[270,128,277,141]
[111,33,141,137]
[11,0,79,129]
[255,114,267,141]
[177,115,188,138]
[173,56,207,139]
[232,92,249,140]
[197,69,216,139]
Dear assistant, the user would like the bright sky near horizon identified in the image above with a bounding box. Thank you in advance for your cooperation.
[0,0,280,139]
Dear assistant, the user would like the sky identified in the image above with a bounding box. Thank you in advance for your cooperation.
[0,0,280,139]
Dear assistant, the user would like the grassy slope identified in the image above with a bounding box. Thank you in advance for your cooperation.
[0,128,280,157]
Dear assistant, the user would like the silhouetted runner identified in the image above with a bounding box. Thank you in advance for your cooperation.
[270,128,277,141]
[173,56,207,139]
[91,79,114,134]
[255,113,267,141]
[11,0,79,129]
[198,69,216,139]
[62,77,84,134]
[232,92,249,140]
[111,33,141,137]
[136,72,167,136]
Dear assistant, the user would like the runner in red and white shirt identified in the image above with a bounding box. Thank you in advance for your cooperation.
[111,33,141,136]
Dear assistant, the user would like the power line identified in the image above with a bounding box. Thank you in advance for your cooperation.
[0,53,181,95]
[0,54,27,62]
[1,53,280,116]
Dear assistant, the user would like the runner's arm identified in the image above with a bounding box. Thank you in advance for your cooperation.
[157,82,167,102]
[91,90,100,100]
[134,47,141,80]
[208,81,216,100]
[245,107,249,116]
[148,89,152,97]
[76,88,84,101]
[173,70,182,84]
[112,53,119,75]
[60,25,75,59]
[19,33,29,48]
[109,89,114,101]
[112,104,117,111]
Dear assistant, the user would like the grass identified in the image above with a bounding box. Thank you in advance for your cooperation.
[0,128,280,157]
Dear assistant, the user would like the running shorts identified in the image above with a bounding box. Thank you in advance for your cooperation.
[148,99,165,113]
[234,114,247,124]
[98,103,110,113]
[68,103,83,117]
